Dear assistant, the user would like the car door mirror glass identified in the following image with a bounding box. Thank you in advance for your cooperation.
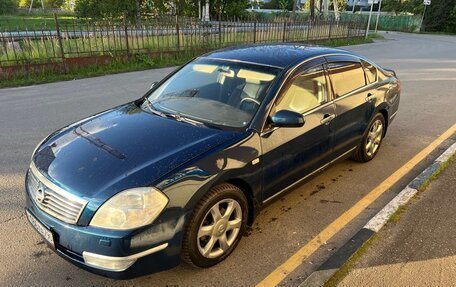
[270,110,305,128]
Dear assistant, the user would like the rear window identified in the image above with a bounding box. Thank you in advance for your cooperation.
[361,60,377,84]
[328,62,366,97]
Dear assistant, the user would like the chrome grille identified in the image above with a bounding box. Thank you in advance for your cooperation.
[27,164,88,225]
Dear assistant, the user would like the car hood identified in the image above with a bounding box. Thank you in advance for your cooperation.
[32,103,241,202]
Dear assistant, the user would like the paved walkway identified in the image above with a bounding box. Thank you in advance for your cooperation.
[339,160,456,287]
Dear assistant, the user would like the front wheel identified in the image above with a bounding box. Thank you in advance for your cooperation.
[352,113,386,162]
[181,183,248,268]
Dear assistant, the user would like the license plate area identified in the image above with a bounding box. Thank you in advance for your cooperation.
[26,210,55,247]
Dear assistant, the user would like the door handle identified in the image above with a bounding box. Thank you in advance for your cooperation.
[365,93,376,102]
[321,114,335,125]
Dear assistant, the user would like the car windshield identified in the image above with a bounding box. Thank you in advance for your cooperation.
[143,58,281,129]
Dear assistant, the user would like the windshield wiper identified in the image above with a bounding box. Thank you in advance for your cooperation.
[143,97,167,118]
[167,112,206,128]
[144,98,215,129]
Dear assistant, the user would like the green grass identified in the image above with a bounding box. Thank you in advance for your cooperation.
[0,35,378,88]
[1,52,196,88]
[418,155,455,192]
[0,14,82,31]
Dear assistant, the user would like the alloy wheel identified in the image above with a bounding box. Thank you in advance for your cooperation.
[365,119,383,157]
[197,199,242,259]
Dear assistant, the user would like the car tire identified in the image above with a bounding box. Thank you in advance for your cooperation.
[352,113,386,162]
[181,183,248,268]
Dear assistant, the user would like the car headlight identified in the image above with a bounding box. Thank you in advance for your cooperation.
[90,187,168,230]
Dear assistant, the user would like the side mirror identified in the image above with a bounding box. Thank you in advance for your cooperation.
[270,110,304,128]
[150,81,158,90]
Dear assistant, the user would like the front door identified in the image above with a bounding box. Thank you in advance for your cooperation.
[260,62,336,202]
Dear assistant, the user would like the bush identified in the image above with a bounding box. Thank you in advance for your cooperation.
[423,0,456,32]
[75,0,141,21]
[0,0,16,14]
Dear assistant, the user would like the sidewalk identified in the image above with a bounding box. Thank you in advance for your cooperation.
[338,160,456,287]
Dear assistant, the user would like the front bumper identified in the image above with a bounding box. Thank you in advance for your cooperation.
[25,188,186,279]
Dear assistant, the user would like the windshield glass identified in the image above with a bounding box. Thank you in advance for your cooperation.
[143,58,281,129]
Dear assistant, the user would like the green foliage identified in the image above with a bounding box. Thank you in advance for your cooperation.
[261,0,293,10]
[382,0,424,14]
[381,0,402,14]
[74,0,249,20]
[401,0,424,14]
[333,0,347,11]
[0,0,16,14]
[209,0,249,18]
[423,0,456,32]
[75,0,144,20]
[448,4,456,33]
[17,0,64,8]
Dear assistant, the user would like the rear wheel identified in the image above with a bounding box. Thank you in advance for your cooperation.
[181,183,248,268]
[352,113,385,162]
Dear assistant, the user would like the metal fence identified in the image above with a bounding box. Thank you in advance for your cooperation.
[340,13,421,32]
[0,14,367,69]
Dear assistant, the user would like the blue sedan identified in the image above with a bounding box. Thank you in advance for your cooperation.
[25,44,400,278]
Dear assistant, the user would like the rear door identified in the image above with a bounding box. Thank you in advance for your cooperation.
[325,55,376,160]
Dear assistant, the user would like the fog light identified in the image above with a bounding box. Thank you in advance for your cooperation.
[83,252,136,272]
[82,242,169,272]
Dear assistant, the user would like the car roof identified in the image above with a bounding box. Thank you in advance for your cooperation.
[202,43,355,69]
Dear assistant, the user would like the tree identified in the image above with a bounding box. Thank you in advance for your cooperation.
[0,0,16,14]
[382,0,403,14]
[209,0,249,18]
[75,0,145,20]
[262,0,293,10]
[17,0,63,8]
[423,0,456,32]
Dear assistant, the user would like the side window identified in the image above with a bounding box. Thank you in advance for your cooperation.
[328,62,366,97]
[274,65,328,114]
[361,60,377,84]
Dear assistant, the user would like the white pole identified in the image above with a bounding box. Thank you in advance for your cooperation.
[333,0,340,22]
[205,0,210,21]
[365,1,374,39]
[352,0,357,13]
[375,0,383,33]
[29,0,34,13]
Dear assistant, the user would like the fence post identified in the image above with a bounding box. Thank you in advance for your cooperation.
[218,14,222,46]
[123,13,130,56]
[282,19,287,42]
[176,15,180,50]
[253,20,257,43]
[306,20,311,41]
[328,19,332,39]
[53,13,67,72]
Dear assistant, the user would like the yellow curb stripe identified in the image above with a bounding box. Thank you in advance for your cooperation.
[256,123,456,287]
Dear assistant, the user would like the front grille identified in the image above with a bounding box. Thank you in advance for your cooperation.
[27,165,88,225]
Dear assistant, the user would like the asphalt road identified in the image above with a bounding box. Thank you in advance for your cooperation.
[0,32,455,287]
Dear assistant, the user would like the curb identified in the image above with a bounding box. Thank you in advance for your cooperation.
[300,141,456,287]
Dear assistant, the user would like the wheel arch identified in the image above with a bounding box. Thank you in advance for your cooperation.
[375,103,389,137]
[225,178,256,226]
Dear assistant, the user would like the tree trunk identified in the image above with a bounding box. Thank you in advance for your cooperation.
[333,0,340,22]
[310,0,315,20]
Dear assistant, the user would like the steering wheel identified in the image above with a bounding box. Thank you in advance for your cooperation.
[240,97,261,107]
